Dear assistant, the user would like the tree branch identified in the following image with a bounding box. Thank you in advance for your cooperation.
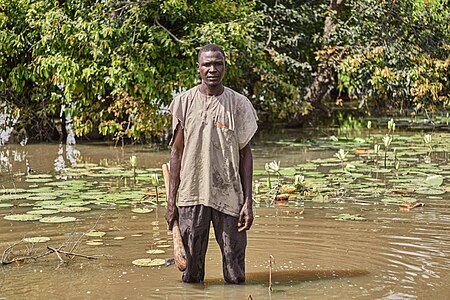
[154,19,185,44]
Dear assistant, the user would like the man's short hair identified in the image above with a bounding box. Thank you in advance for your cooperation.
[197,44,225,63]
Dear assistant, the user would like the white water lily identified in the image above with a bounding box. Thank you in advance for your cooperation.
[423,134,432,145]
[367,120,372,129]
[374,144,381,154]
[388,118,396,131]
[130,155,137,168]
[268,160,280,173]
[382,135,392,148]
[335,149,348,161]
[294,175,304,186]
[151,173,159,187]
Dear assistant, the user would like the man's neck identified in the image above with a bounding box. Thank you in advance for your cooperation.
[198,83,224,96]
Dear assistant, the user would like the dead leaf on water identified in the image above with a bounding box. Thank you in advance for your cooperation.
[399,202,424,211]
[284,210,304,216]
[388,189,415,195]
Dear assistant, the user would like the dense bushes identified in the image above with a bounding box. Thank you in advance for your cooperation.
[1,0,448,142]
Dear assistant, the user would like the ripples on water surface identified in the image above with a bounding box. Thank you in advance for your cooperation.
[0,131,449,299]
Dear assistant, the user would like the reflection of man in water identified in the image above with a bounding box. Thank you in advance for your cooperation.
[165,44,258,283]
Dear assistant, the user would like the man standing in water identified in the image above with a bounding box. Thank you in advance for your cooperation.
[165,44,258,283]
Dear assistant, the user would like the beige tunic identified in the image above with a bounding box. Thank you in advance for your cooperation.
[169,86,258,217]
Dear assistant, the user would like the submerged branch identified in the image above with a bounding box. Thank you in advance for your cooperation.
[47,247,97,260]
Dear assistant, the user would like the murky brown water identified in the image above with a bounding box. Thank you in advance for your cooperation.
[0,137,449,299]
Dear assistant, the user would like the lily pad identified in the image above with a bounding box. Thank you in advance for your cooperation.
[27,209,60,215]
[146,249,165,254]
[58,207,92,213]
[86,231,106,238]
[86,241,103,246]
[4,214,42,221]
[39,216,77,223]
[132,258,166,267]
[131,208,154,214]
[23,237,51,243]
[0,203,14,208]
[424,175,444,187]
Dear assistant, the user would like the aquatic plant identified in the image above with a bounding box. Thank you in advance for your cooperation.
[382,135,392,168]
[266,160,281,188]
[335,149,348,170]
[387,118,396,135]
[151,173,160,202]
[373,144,381,167]
[423,134,433,160]
[367,120,372,139]
[294,175,305,192]
[130,155,137,182]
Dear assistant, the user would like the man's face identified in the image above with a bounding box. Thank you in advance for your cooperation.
[197,51,226,88]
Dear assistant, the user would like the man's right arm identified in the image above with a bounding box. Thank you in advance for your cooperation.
[165,123,184,230]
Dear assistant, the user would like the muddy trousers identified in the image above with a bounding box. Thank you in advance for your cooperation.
[178,205,247,284]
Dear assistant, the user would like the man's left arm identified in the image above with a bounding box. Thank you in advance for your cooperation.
[238,143,254,232]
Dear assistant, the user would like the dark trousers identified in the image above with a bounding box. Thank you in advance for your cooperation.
[178,205,247,284]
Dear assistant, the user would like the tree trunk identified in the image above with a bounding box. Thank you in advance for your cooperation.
[303,0,346,117]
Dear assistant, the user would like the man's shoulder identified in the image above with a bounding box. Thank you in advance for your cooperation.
[173,86,198,102]
[223,87,250,103]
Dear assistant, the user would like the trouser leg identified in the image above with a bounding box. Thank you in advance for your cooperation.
[178,205,211,283]
[212,209,247,284]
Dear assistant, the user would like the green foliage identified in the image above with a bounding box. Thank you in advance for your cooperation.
[1,0,449,142]
[0,0,258,141]
[331,0,450,113]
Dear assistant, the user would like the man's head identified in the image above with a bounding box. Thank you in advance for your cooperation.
[197,44,226,88]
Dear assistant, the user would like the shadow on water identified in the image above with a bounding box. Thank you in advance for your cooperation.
[200,269,369,287]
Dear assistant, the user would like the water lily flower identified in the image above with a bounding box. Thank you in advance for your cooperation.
[388,118,396,131]
[151,173,159,187]
[367,120,372,129]
[423,134,432,145]
[374,144,380,154]
[130,155,137,168]
[294,175,304,186]
[382,135,392,148]
[268,160,280,173]
[335,149,348,161]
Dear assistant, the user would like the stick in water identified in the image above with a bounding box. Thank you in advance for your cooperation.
[162,163,187,272]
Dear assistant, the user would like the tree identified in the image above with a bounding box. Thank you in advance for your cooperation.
[0,0,258,142]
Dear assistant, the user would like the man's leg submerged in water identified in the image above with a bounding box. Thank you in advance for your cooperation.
[212,208,247,284]
[178,205,211,283]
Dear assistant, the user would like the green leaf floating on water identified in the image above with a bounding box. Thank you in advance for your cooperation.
[86,231,106,237]
[0,203,14,208]
[146,249,165,254]
[23,237,51,243]
[4,214,43,221]
[335,214,367,221]
[27,209,60,215]
[131,208,154,214]
[424,175,443,187]
[132,258,166,267]
[58,207,92,213]
[39,216,77,223]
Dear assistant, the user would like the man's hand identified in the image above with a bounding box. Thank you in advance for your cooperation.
[165,204,179,231]
[238,201,253,232]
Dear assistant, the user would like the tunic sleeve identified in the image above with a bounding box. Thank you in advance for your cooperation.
[168,96,185,146]
[236,97,258,149]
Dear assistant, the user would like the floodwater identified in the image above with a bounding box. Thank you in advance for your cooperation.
[0,130,449,299]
